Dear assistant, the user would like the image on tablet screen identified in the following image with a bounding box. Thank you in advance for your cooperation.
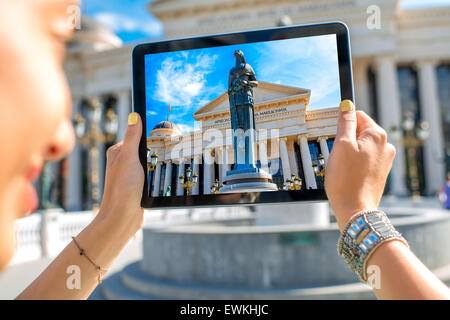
[144,34,340,197]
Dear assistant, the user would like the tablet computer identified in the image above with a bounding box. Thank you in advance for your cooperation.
[132,22,353,209]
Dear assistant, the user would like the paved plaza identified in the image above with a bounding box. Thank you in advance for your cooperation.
[0,198,448,300]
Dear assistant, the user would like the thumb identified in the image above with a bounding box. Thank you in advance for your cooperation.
[123,112,142,155]
[336,100,357,143]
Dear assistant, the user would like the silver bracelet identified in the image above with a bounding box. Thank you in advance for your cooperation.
[337,210,409,282]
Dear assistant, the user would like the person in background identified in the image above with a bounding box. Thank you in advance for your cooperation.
[0,0,448,300]
[438,173,450,210]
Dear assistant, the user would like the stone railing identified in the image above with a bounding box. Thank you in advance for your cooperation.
[11,209,95,265]
[11,213,43,265]
[10,206,254,265]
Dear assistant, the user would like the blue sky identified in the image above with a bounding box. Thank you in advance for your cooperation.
[84,0,450,44]
[83,0,163,44]
[81,0,450,136]
[145,34,341,136]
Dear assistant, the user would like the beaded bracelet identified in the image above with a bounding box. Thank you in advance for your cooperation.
[72,236,108,284]
[337,210,409,282]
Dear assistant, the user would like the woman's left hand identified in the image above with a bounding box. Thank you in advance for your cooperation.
[17,112,146,300]
[96,112,145,239]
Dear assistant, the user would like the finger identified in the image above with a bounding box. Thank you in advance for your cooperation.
[386,142,396,160]
[335,100,357,143]
[356,111,388,144]
[106,141,123,167]
[123,112,142,155]
[355,110,382,136]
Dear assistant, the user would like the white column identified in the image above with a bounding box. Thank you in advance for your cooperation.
[192,157,200,195]
[279,138,291,181]
[66,97,82,210]
[212,153,217,188]
[163,161,173,196]
[41,210,62,257]
[258,140,269,172]
[318,137,330,168]
[299,135,317,189]
[117,90,131,142]
[176,160,185,196]
[221,146,229,181]
[417,60,446,195]
[375,55,407,196]
[203,149,214,195]
[97,97,108,204]
[287,139,299,176]
[151,163,162,197]
[217,148,222,183]
[353,59,372,116]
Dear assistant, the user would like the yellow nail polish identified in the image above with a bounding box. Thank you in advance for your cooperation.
[128,112,138,125]
[339,100,354,112]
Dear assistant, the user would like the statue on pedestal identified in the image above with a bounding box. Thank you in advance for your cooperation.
[228,50,258,170]
[219,50,278,193]
[229,50,257,132]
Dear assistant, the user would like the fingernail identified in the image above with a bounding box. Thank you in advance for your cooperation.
[339,100,354,112]
[128,112,138,125]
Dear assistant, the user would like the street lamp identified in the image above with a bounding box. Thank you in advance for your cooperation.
[282,174,303,191]
[73,97,119,211]
[390,111,430,200]
[210,179,223,194]
[178,166,198,196]
[312,154,326,178]
[147,147,159,172]
[146,147,159,197]
[104,108,119,142]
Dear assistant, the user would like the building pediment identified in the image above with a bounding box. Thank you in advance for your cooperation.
[193,81,310,120]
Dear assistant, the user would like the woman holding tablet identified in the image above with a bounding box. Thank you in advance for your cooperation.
[0,0,448,300]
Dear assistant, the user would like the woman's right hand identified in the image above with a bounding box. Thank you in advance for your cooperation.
[325,100,396,231]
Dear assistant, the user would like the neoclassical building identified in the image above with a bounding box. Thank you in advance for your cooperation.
[54,0,449,211]
[146,82,336,197]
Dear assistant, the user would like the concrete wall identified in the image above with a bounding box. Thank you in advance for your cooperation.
[141,208,450,289]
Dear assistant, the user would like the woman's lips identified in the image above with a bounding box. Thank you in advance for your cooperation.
[23,181,39,214]
[25,164,42,182]
[22,164,42,215]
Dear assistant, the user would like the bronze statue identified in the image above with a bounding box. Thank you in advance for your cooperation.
[220,50,278,192]
[228,50,258,132]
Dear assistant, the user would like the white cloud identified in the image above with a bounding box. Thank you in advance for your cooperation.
[147,110,157,116]
[306,72,340,109]
[176,123,196,134]
[93,12,162,37]
[255,34,341,109]
[184,82,202,96]
[154,52,220,115]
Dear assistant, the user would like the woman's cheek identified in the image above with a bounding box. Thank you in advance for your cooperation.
[35,65,70,130]
[0,192,20,271]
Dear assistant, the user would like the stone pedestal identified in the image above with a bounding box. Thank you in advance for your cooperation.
[219,168,278,193]
[254,203,330,227]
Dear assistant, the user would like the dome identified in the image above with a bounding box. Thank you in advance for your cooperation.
[66,16,122,53]
[150,120,181,137]
[153,121,179,130]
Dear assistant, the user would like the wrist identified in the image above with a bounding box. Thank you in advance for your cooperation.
[73,213,137,272]
[337,209,409,283]
[92,207,142,245]
[333,203,378,232]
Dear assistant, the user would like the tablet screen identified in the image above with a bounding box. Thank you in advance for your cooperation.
[143,33,340,198]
